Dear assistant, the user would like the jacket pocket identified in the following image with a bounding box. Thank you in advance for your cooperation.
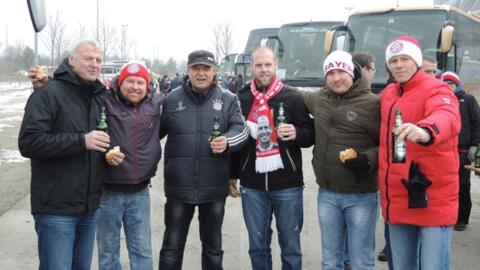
[285,149,297,172]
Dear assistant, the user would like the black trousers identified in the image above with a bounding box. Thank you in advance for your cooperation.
[458,152,472,224]
[159,198,226,270]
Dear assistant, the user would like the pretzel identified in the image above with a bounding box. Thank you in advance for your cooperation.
[35,65,48,81]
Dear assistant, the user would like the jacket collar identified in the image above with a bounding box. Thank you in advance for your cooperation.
[396,68,426,93]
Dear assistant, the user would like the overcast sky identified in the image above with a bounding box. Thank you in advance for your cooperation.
[1,0,432,63]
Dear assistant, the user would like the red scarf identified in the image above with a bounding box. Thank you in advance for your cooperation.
[247,76,284,173]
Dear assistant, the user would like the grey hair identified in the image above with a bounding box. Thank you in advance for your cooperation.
[69,40,103,58]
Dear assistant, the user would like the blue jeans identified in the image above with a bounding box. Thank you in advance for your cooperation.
[96,187,152,270]
[388,224,452,270]
[317,189,378,270]
[241,186,303,270]
[159,198,226,270]
[33,211,98,270]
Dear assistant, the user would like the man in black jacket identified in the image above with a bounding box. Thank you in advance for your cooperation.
[230,47,314,270]
[19,40,109,269]
[441,71,480,231]
[158,50,249,270]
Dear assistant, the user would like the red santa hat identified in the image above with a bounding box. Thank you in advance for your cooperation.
[323,50,354,78]
[118,62,150,88]
[385,36,423,67]
[440,71,461,86]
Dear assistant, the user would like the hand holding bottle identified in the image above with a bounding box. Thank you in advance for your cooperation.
[395,123,431,143]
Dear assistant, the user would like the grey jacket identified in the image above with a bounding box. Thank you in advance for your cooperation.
[160,80,249,204]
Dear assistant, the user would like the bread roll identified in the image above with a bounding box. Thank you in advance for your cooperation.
[105,146,120,162]
[36,65,48,80]
[339,148,357,163]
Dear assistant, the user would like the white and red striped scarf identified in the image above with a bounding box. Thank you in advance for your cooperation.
[247,76,284,173]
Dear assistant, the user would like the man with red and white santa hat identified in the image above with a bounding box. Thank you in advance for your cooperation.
[379,36,461,270]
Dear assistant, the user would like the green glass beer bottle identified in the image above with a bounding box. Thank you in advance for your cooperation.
[392,108,406,163]
[277,102,286,126]
[475,143,480,168]
[96,106,108,132]
[210,116,221,141]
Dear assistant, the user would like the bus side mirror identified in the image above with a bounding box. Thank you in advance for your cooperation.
[27,0,47,33]
[324,30,335,53]
[440,25,454,53]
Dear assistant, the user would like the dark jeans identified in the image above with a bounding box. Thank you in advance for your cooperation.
[458,152,472,224]
[159,198,226,270]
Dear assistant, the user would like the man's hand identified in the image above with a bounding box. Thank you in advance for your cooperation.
[229,179,240,198]
[210,136,228,154]
[105,149,125,166]
[85,130,110,152]
[28,66,48,88]
[395,123,431,143]
[277,123,296,141]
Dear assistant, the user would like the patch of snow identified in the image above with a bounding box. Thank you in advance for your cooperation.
[1,149,28,164]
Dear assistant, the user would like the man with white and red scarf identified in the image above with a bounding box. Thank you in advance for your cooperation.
[230,47,314,270]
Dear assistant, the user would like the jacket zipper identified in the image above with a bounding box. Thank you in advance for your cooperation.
[385,98,399,222]
[242,151,250,171]
[286,149,297,171]
[133,107,140,183]
[265,172,269,191]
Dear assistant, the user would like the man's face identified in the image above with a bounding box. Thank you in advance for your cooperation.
[388,55,418,83]
[325,69,353,94]
[187,64,215,92]
[257,116,272,145]
[68,43,102,82]
[446,81,457,92]
[361,62,376,85]
[120,76,148,105]
[250,49,278,87]
[422,60,437,77]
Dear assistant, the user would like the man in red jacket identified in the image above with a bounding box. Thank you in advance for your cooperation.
[379,36,461,270]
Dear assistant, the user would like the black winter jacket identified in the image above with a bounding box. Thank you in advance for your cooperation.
[455,89,480,149]
[19,59,106,214]
[159,80,249,204]
[230,84,315,191]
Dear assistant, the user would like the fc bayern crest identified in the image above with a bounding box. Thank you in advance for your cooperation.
[212,99,223,111]
[390,41,404,53]
[127,63,140,73]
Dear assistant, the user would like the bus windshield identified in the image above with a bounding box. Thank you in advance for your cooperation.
[244,28,278,55]
[277,21,341,87]
[346,10,447,85]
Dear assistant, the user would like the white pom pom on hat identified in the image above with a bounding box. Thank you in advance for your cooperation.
[385,36,423,67]
[323,50,354,78]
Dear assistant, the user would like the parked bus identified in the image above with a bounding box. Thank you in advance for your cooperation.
[325,5,480,94]
[269,21,343,90]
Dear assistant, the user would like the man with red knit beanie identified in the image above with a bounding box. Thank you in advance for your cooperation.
[441,71,480,232]
[379,36,461,270]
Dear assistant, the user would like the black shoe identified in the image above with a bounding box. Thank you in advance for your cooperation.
[377,246,388,262]
[454,223,467,231]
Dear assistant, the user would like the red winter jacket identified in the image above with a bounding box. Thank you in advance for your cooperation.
[378,70,460,226]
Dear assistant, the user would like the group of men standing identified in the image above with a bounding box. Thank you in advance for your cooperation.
[20,33,478,270]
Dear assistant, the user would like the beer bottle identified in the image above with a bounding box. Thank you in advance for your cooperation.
[392,108,406,163]
[277,102,286,126]
[96,106,108,132]
[475,143,480,168]
[210,116,221,142]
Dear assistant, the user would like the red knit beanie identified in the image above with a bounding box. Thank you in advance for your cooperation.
[118,62,150,88]
[441,71,461,86]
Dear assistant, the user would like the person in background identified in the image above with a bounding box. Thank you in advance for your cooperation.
[230,47,314,270]
[302,50,380,270]
[169,72,182,91]
[440,71,480,231]
[422,55,438,77]
[158,50,249,270]
[19,40,108,269]
[380,36,460,270]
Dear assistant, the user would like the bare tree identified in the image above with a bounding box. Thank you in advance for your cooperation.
[210,20,235,64]
[98,19,117,63]
[41,11,68,66]
[75,23,90,42]
[210,23,223,65]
